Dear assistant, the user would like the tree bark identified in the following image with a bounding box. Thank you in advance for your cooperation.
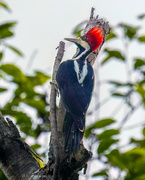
[0,114,40,180]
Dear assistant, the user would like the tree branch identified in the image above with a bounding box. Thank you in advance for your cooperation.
[49,41,65,179]
[0,113,40,180]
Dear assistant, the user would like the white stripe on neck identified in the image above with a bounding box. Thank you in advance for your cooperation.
[74,61,88,85]
[73,41,90,60]
[73,49,88,60]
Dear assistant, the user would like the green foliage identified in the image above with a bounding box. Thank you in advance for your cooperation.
[134,58,145,69]
[0,21,16,39]
[31,143,41,151]
[72,21,87,37]
[91,118,115,129]
[101,48,125,65]
[84,118,115,138]
[0,66,51,136]
[0,52,3,61]
[92,169,108,178]
[6,44,24,57]
[108,80,133,87]
[137,13,145,20]
[0,64,26,82]
[106,29,117,41]
[97,129,119,140]
[0,4,51,153]
[138,35,145,42]
[97,138,118,154]
[0,170,7,180]
[0,87,7,92]
[0,2,10,12]
[118,23,140,39]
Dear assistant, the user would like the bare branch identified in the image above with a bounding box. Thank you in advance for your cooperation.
[119,101,142,129]
[49,41,65,179]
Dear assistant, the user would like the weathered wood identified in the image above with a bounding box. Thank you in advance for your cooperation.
[49,41,65,179]
[0,114,40,180]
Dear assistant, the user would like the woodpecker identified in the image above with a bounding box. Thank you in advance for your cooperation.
[56,26,104,154]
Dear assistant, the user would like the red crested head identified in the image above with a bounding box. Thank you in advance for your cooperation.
[82,26,104,52]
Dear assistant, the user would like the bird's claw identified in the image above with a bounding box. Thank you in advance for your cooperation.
[50,80,59,96]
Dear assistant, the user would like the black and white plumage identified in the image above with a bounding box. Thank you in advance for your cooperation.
[56,26,103,154]
[56,58,94,154]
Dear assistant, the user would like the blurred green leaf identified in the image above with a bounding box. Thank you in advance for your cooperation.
[0,29,13,39]
[118,23,140,39]
[143,127,145,137]
[101,56,110,65]
[84,127,92,138]
[98,138,118,154]
[134,175,145,180]
[93,119,116,129]
[106,30,117,41]
[72,21,87,37]
[1,109,32,136]
[0,22,16,30]
[134,58,145,69]
[112,92,126,97]
[15,112,32,126]
[0,170,7,180]
[102,49,125,65]
[137,13,145,20]
[109,80,133,87]
[35,71,50,84]
[23,99,46,113]
[0,2,10,12]
[135,82,145,100]
[105,49,125,60]
[92,169,108,177]
[0,64,26,83]
[31,144,41,151]
[106,149,128,170]
[6,44,24,57]
[27,71,50,86]
[126,148,145,156]
[15,112,32,135]
[85,119,116,138]
[98,129,119,140]
[109,81,123,86]
[32,125,42,138]
[138,36,145,42]
[0,21,16,39]
[0,52,3,61]
[130,138,145,147]
[0,87,7,92]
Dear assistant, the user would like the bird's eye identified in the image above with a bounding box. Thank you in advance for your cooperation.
[81,36,87,41]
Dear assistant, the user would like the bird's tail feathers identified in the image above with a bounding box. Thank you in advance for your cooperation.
[64,112,84,154]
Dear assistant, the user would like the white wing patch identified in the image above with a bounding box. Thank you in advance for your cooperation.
[74,61,88,85]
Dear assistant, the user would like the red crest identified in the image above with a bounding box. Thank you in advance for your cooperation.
[83,26,104,51]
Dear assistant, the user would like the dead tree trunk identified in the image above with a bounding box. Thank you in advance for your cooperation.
[0,8,110,180]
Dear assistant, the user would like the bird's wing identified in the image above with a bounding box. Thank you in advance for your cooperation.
[56,60,94,131]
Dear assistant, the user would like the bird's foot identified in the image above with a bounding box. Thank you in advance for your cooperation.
[50,80,59,96]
